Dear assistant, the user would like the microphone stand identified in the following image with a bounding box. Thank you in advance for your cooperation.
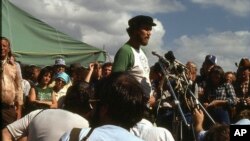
[155,50,216,141]
[155,59,216,141]
[179,69,215,141]
[178,66,216,124]
[157,60,189,141]
[187,89,216,124]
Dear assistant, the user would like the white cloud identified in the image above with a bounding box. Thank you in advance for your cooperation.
[73,0,185,14]
[8,0,250,73]
[9,0,178,64]
[191,0,250,17]
[172,31,250,72]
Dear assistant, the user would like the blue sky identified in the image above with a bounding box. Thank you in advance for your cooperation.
[161,1,250,44]
[8,0,250,72]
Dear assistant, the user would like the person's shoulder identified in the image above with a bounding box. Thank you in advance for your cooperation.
[96,125,144,141]
[35,109,89,124]
[22,79,31,85]
[149,126,175,141]
[29,109,44,115]
[117,44,133,52]
[234,118,250,125]
[133,124,175,141]
[60,128,91,141]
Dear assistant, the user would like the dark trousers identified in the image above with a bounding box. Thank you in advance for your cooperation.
[1,104,17,129]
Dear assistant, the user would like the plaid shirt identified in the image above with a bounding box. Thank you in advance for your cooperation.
[241,80,249,97]
[205,83,237,107]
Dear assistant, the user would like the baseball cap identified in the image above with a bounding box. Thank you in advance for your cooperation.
[205,55,217,65]
[128,15,156,28]
[54,58,66,66]
[55,72,69,84]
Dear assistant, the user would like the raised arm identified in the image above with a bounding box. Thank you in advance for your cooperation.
[84,63,95,83]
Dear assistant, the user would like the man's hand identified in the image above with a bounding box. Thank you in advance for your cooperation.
[148,95,156,107]
[192,108,204,133]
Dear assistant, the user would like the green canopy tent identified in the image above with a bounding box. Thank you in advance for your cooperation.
[1,0,106,67]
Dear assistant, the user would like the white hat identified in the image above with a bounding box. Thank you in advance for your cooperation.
[54,58,66,66]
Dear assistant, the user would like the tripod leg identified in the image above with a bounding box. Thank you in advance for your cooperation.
[191,124,197,141]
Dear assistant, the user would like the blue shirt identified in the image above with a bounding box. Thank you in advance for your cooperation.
[60,125,144,141]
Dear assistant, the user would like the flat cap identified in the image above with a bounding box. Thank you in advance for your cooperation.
[128,15,156,28]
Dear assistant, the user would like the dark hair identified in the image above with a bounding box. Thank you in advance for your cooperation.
[37,66,54,85]
[204,124,229,141]
[72,67,88,84]
[207,65,225,86]
[126,27,134,37]
[68,63,82,76]
[64,81,94,116]
[21,65,31,80]
[95,72,147,129]
[102,62,113,70]
[151,62,164,74]
[237,109,250,120]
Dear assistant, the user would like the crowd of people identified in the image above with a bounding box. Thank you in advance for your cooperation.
[1,15,250,141]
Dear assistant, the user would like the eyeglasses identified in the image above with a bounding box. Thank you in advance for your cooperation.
[88,99,101,109]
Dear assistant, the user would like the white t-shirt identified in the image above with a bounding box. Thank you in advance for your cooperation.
[22,79,31,97]
[130,47,152,97]
[60,125,144,141]
[54,86,68,108]
[7,109,89,141]
[131,119,175,141]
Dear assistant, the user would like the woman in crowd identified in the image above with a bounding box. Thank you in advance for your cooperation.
[53,72,70,108]
[201,65,237,128]
[28,66,57,112]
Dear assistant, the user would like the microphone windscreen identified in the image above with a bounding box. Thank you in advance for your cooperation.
[152,51,156,56]
[165,51,175,62]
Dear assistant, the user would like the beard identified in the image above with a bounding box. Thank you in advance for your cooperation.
[139,36,149,46]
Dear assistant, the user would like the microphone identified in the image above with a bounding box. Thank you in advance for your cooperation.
[152,51,170,67]
[164,51,175,63]
[164,51,187,70]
